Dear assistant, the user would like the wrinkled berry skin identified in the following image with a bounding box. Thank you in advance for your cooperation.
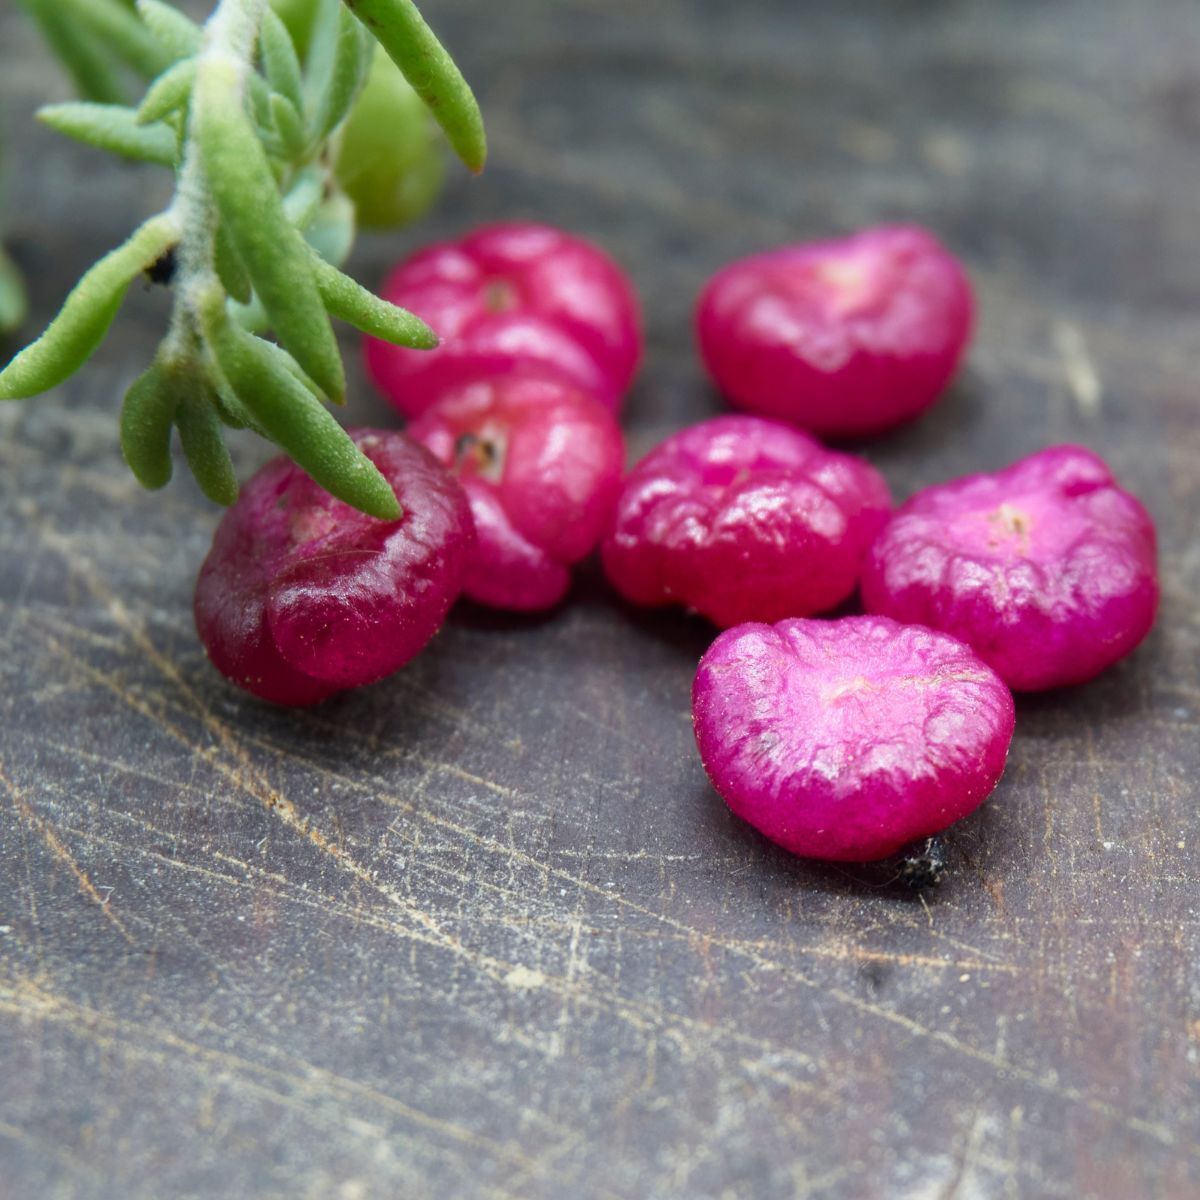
[195,430,473,705]
[365,222,642,417]
[861,445,1159,691]
[407,375,624,611]
[693,616,1015,861]
[696,225,973,438]
[602,415,891,628]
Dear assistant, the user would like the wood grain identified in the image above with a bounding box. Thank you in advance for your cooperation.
[1,1,1198,1197]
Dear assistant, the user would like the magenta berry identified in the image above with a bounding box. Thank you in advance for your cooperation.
[407,375,624,611]
[696,224,973,438]
[195,430,473,705]
[364,222,642,417]
[861,445,1158,691]
[693,616,1015,861]
[602,415,891,628]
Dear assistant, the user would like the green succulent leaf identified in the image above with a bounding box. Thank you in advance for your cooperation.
[269,93,308,161]
[282,167,325,230]
[0,246,29,336]
[228,291,270,336]
[211,381,257,432]
[201,292,399,520]
[137,57,196,125]
[343,0,487,173]
[306,1,373,143]
[311,252,437,349]
[261,8,306,117]
[16,0,126,103]
[254,333,329,403]
[134,0,202,63]
[119,360,177,490]
[71,0,172,79]
[0,214,178,400]
[39,102,178,165]
[246,72,280,141]
[271,0,320,62]
[195,58,345,402]
[174,382,239,506]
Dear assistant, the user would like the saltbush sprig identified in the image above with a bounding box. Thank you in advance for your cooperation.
[3,0,486,516]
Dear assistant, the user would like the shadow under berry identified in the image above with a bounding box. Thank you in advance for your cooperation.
[689,777,1000,905]
[1015,624,1166,732]
[846,369,989,482]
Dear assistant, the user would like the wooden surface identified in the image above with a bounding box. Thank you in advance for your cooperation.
[2,2,1199,1197]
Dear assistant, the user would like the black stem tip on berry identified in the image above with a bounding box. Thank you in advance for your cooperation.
[145,246,178,286]
[898,835,949,890]
[454,431,500,473]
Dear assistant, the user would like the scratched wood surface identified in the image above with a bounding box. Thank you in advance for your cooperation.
[2,1,1199,1197]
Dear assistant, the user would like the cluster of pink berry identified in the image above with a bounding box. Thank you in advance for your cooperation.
[195,222,1159,864]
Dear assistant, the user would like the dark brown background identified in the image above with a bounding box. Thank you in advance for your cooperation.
[1,2,1198,1197]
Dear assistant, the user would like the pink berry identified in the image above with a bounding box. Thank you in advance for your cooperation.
[364,222,642,417]
[693,616,1015,861]
[602,415,891,627]
[696,224,973,438]
[861,445,1158,691]
[194,430,473,705]
[407,374,625,611]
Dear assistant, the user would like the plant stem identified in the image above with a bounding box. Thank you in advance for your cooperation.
[164,0,267,362]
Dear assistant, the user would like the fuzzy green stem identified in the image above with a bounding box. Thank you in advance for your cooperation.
[163,0,266,361]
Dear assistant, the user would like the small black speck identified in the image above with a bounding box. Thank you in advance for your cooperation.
[146,247,177,286]
[899,835,949,890]
[860,959,890,992]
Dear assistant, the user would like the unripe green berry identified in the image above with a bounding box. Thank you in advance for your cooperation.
[334,45,444,231]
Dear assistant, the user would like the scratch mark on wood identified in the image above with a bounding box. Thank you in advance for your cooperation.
[13,457,1199,1181]
[0,1115,87,1174]
[0,974,568,1187]
[61,685,1179,1149]
[0,755,134,945]
[1053,321,1102,418]
[939,1108,987,1200]
[51,813,838,1103]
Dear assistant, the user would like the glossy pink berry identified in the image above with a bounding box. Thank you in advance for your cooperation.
[195,430,473,705]
[696,224,973,438]
[693,616,1015,861]
[407,374,624,611]
[861,445,1158,691]
[365,222,642,417]
[602,415,891,628]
